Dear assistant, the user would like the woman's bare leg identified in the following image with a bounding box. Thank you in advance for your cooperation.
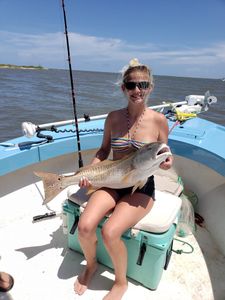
[74,188,119,295]
[102,193,154,300]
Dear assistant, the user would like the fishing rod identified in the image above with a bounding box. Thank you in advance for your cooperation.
[61,0,83,168]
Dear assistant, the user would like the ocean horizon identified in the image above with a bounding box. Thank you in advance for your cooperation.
[0,68,224,142]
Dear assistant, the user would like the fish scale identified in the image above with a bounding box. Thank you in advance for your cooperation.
[73,153,135,184]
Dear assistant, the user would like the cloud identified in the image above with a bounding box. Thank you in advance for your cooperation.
[0,31,63,66]
[0,30,225,77]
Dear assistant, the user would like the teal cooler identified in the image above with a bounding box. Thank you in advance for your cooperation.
[63,189,181,290]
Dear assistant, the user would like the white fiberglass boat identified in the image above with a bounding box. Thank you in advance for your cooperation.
[0,92,225,300]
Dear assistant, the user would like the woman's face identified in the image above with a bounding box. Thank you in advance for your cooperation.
[122,70,152,105]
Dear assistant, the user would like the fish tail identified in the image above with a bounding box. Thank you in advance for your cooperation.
[34,171,65,204]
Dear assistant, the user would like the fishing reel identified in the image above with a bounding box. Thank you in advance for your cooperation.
[22,122,37,138]
[173,91,217,115]
[22,122,53,141]
[185,90,217,112]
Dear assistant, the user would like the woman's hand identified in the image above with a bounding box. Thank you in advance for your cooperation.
[159,155,173,170]
[79,176,92,188]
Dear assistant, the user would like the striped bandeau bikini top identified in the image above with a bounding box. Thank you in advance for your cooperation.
[111,137,148,153]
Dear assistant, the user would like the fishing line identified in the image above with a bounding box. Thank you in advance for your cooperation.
[61,0,83,168]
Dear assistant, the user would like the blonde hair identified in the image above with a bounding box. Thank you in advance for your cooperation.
[121,58,154,88]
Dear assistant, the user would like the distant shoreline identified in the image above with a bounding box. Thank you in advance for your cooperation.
[0,64,47,70]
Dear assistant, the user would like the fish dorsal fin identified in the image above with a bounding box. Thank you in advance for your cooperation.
[74,164,94,175]
[131,179,148,194]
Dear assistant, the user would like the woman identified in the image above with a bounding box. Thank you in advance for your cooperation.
[74,58,173,300]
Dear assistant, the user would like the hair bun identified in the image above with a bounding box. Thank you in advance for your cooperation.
[129,58,141,67]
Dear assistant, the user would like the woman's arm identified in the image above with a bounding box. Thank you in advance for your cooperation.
[79,113,112,187]
[157,113,173,170]
[157,113,169,144]
[91,113,112,164]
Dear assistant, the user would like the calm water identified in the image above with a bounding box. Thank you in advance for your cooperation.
[0,68,225,142]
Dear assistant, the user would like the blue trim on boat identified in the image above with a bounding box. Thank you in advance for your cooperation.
[168,118,225,176]
[0,117,225,177]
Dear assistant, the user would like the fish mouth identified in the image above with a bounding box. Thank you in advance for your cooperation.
[157,144,172,157]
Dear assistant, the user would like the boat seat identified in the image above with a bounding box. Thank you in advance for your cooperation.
[67,169,182,233]
[67,187,181,233]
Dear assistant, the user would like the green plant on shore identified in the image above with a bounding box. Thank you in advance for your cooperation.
[0,63,45,70]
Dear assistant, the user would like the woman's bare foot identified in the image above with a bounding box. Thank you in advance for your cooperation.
[74,262,98,295]
[103,281,128,300]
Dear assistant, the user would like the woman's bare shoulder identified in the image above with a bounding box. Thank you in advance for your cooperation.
[108,108,126,120]
[146,108,166,121]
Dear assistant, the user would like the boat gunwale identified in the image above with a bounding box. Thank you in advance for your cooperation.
[1,116,225,177]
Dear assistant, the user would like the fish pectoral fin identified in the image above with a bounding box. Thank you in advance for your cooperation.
[131,179,148,194]
[121,170,136,184]
[138,179,148,190]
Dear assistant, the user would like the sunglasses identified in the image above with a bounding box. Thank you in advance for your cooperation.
[124,81,150,90]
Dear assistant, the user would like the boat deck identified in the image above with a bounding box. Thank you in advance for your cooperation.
[1,181,225,300]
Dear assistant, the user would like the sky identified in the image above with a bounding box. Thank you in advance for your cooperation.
[0,0,225,79]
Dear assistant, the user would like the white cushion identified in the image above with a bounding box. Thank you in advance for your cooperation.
[67,186,181,233]
[133,190,181,233]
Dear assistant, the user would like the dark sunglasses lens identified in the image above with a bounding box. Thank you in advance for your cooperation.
[139,81,150,89]
[124,81,150,90]
[125,82,136,90]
